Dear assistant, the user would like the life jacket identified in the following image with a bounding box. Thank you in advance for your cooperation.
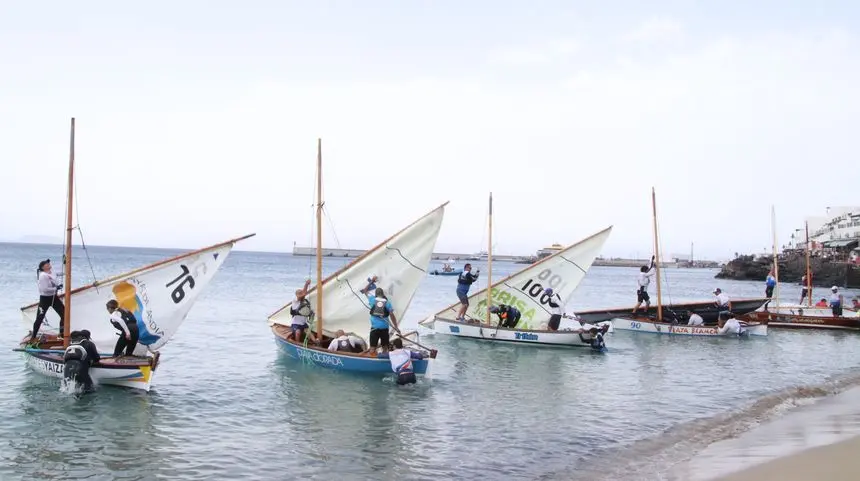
[370,298,390,318]
[63,340,88,363]
[335,338,351,351]
[290,298,313,318]
[457,272,475,286]
[110,308,138,332]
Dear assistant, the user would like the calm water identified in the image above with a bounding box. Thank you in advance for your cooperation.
[2,243,860,481]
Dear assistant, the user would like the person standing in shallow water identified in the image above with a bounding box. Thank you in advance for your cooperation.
[31,259,65,342]
[378,338,427,385]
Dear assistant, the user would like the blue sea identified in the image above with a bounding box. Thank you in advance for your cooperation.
[2,242,860,481]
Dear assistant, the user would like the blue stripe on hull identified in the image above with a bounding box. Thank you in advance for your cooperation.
[273,335,429,374]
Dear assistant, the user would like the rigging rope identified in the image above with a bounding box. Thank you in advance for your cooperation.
[73,172,98,287]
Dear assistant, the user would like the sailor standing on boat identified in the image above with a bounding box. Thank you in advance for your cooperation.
[105,300,140,357]
[764,269,777,310]
[364,283,399,354]
[456,263,480,322]
[799,275,810,305]
[377,338,427,385]
[289,278,316,344]
[63,330,100,392]
[633,256,656,314]
[713,288,732,316]
[30,259,65,342]
[830,286,844,317]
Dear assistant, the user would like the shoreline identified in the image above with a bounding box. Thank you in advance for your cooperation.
[713,434,860,481]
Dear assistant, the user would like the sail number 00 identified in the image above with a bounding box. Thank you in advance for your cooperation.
[520,268,566,302]
[166,264,196,304]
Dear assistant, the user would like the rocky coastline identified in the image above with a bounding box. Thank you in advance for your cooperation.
[715,253,860,288]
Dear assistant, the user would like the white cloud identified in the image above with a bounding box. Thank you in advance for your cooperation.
[621,17,685,44]
[487,38,580,66]
[1,24,858,261]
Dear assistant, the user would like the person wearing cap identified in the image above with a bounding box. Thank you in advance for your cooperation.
[713,288,732,315]
[633,255,657,314]
[829,286,844,316]
[30,259,65,342]
[489,304,521,328]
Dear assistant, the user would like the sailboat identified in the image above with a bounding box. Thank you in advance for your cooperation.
[16,118,254,391]
[267,139,444,373]
[419,193,613,349]
[610,188,768,336]
[743,217,860,330]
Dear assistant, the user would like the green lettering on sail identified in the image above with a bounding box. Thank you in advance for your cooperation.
[470,287,537,328]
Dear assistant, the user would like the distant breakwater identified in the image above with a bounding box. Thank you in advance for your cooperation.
[716,253,860,288]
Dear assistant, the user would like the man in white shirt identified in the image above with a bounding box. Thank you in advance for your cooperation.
[688,313,704,326]
[716,313,744,336]
[289,278,316,344]
[327,330,367,353]
[633,255,657,314]
[713,288,732,314]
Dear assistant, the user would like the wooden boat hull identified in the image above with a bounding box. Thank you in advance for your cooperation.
[611,317,768,336]
[426,317,610,350]
[576,298,768,324]
[742,311,860,331]
[20,338,158,391]
[272,325,430,374]
[430,270,462,276]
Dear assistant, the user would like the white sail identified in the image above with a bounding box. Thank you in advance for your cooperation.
[268,204,447,338]
[427,226,612,329]
[21,237,248,356]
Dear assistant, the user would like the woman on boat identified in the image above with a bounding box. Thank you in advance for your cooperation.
[106,299,140,357]
[30,259,65,342]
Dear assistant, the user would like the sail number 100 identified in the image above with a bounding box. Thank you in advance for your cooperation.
[520,268,568,302]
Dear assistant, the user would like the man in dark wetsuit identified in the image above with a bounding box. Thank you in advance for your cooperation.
[378,338,426,385]
[489,304,521,328]
[106,299,140,357]
[456,263,480,322]
[63,330,100,392]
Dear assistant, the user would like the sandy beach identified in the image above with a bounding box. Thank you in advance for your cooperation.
[714,434,860,481]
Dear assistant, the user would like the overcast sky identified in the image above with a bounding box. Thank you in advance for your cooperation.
[1,1,858,260]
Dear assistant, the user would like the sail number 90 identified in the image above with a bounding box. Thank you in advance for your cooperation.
[166,264,196,304]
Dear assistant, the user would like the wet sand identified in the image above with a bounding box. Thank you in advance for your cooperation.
[714,434,860,481]
[667,385,860,480]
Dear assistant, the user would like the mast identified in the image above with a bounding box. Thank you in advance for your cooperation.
[652,187,662,322]
[771,206,780,309]
[315,138,323,339]
[486,192,493,325]
[805,221,812,307]
[62,118,75,348]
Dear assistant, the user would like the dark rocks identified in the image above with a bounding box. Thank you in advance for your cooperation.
[716,253,860,288]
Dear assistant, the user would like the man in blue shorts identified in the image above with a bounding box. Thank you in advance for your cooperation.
[456,263,480,321]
